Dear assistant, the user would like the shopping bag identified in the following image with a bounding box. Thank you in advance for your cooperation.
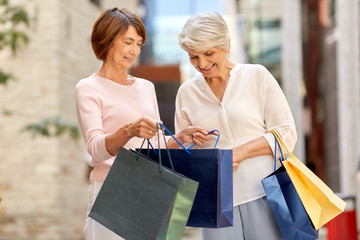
[262,136,318,240]
[89,132,199,240]
[271,130,346,230]
[138,123,233,228]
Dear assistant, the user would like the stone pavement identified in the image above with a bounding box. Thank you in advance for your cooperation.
[182,228,201,240]
[181,227,329,240]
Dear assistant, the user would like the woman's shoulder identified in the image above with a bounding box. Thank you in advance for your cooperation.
[234,63,273,82]
[75,73,98,91]
[235,63,268,73]
[133,77,155,87]
[178,74,203,91]
[132,77,157,94]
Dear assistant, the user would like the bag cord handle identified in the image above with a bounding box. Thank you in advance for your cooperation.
[147,123,220,154]
[157,123,191,155]
[146,123,192,155]
[187,130,220,150]
[272,133,286,171]
[144,123,221,173]
[136,124,175,173]
[157,123,175,173]
[270,129,295,160]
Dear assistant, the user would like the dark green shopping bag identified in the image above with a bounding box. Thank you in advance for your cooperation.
[89,146,199,240]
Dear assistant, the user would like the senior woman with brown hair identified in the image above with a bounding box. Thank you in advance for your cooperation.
[176,12,297,239]
[76,8,210,239]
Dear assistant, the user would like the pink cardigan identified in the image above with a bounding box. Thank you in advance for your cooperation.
[75,73,161,182]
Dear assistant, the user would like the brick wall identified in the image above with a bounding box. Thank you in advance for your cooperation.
[0,0,138,239]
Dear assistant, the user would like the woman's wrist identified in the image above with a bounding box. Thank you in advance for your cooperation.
[167,134,183,148]
[121,123,134,138]
[233,145,247,164]
[106,125,134,155]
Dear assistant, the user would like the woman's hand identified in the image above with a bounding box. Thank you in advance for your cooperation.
[232,145,246,171]
[191,129,218,146]
[127,116,158,139]
[105,116,159,156]
[168,126,218,148]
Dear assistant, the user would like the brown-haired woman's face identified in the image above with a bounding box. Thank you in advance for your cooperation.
[105,26,143,69]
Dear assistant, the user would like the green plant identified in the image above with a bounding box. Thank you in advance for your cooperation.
[0,1,80,140]
[0,0,30,85]
[25,116,80,140]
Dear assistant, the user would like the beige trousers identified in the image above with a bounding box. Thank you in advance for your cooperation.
[83,181,125,240]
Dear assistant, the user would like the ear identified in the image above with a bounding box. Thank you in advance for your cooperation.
[226,41,231,54]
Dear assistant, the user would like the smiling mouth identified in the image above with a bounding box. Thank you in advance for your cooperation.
[124,56,134,61]
[201,64,215,72]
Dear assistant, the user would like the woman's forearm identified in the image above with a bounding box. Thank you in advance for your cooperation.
[233,136,272,166]
[105,124,133,156]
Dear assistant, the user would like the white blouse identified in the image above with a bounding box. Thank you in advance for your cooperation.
[175,63,297,205]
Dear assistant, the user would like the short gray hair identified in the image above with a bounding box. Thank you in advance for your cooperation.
[178,12,230,52]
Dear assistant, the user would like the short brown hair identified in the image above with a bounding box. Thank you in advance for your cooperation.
[91,8,146,61]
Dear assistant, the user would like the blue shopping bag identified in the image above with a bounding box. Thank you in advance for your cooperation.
[138,123,233,228]
[261,134,318,240]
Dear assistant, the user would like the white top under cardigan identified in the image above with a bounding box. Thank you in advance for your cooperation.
[174,63,297,206]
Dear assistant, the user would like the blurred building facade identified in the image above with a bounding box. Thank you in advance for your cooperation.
[284,0,360,230]
[240,0,360,230]
[0,0,139,239]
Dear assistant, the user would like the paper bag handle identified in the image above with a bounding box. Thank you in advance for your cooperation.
[271,133,286,171]
[187,130,220,150]
[270,129,296,160]
[157,123,191,155]
[136,124,175,173]
[156,123,175,173]
[148,123,220,152]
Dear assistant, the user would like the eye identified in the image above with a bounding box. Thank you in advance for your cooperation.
[205,51,213,56]
[125,41,131,45]
[189,55,198,59]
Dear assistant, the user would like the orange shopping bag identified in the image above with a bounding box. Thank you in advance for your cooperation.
[271,130,346,230]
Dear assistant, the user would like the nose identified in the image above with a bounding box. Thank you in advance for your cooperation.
[130,44,141,56]
[198,56,207,68]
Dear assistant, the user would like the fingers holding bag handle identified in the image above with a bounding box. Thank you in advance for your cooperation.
[156,123,191,155]
[127,116,159,139]
[150,123,220,154]
[188,130,220,149]
[166,125,216,152]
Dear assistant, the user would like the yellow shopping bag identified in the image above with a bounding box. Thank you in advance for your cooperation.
[271,130,346,230]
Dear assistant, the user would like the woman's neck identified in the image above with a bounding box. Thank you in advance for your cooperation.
[97,63,134,85]
[204,60,235,101]
[204,60,235,83]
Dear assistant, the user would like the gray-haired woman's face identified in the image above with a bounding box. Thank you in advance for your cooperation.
[184,46,229,78]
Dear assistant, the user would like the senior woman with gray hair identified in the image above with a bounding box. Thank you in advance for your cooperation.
[176,12,297,239]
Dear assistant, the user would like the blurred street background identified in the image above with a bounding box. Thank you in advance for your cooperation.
[0,0,359,239]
